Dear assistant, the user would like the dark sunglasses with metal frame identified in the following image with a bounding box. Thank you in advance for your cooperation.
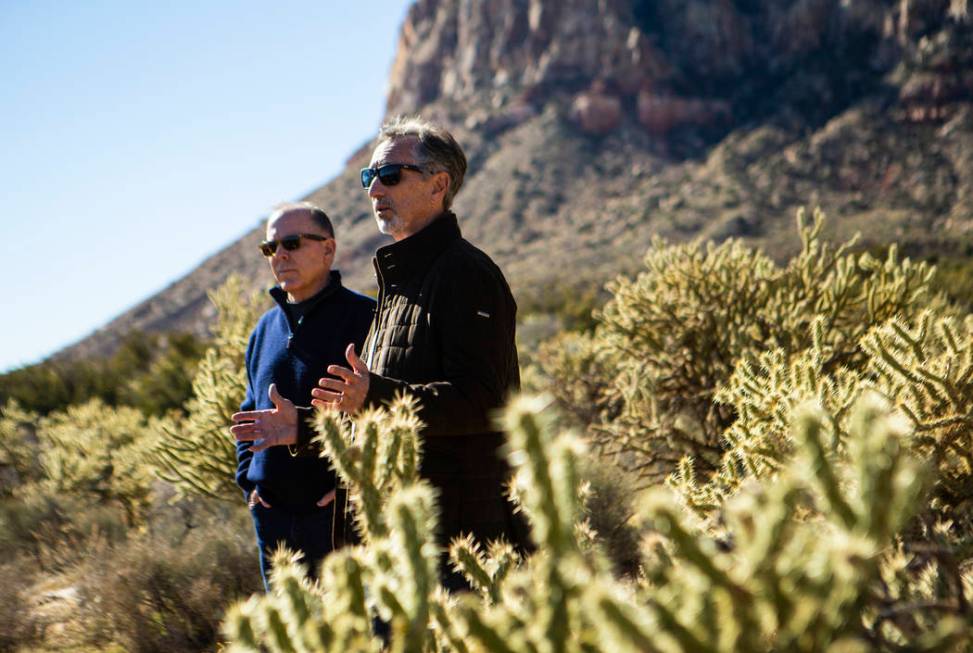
[360,163,426,189]
[259,233,330,257]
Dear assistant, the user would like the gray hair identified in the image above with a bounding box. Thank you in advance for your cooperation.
[269,201,334,238]
[378,115,467,210]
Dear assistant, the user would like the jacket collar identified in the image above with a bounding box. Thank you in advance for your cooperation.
[269,269,343,315]
[373,212,461,286]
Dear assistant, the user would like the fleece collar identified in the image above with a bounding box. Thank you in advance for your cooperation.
[269,269,343,318]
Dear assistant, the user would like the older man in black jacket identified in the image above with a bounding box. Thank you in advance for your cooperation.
[311,117,527,585]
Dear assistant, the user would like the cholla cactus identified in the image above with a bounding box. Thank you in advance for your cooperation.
[31,399,154,526]
[152,275,266,500]
[313,393,425,542]
[673,318,863,515]
[0,400,41,491]
[544,208,934,487]
[863,312,973,518]
[680,307,973,529]
[224,390,973,651]
[223,485,441,653]
[223,398,442,652]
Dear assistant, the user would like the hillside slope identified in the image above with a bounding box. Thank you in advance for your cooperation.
[63,0,973,360]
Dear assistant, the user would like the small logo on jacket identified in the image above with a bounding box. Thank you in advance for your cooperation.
[477,310,491,318]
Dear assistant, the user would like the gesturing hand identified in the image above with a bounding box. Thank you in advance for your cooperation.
[230,383,298,452]
[311,343,370,414]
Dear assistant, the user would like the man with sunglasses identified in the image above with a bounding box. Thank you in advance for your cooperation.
[229,201,374,590]
[311,117,528,589]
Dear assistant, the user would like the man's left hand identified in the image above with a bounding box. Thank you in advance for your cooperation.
[231,384,298,452]
[311,343,369,414]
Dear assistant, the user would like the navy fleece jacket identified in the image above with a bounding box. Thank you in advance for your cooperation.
[235,271,375,511]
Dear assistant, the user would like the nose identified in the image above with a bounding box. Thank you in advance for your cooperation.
[368,176,385,199]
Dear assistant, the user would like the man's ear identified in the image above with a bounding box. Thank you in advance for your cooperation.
[323,237,336,258]
[431,171,450,198]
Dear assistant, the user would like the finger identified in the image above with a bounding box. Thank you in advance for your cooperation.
[317,377,350,392]
[232,430,261,443]
[268,383,283,408]
[231,410,266,423]
[325,365,357,383]
[311,387,344,403]
[346,343,368,374]
[259,496,272,508]
[230,422,262,437]
[311,397,341,410]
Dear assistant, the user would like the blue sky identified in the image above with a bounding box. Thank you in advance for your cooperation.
[0,1,411,372]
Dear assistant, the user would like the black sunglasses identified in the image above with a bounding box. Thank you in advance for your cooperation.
[360,163,425,189]
[259,233,330,257]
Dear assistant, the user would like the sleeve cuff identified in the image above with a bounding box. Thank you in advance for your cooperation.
[292,405,319,455]
[365,372,399,408]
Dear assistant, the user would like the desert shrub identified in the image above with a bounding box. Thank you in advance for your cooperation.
[533,330,620,432]
[152,275,266,501]
[0,400,41,494]
[0,492,130,573]
[27,399,156,528]
[0,562,37,651]
[1,400,146,569]
[0,330,206,417]
[669,309,973,537]
[925,252,973,313]
[864,312,973,520]
[539,208,936,485]
[120,331,208,415]
[516,277,608,334]
[576,457,641,578]
[77,503,260,653]
[223,393,973,651]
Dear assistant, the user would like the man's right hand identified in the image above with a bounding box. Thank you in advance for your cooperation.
[248,488,272,509]
[231,383,299,452]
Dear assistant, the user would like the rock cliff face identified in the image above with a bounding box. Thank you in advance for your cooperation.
[386,0,898,133]
[60,0,973,361]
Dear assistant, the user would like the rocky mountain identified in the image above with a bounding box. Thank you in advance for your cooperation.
[64,0,973,360]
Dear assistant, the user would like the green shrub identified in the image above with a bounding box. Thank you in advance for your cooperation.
[152,276,267,501]
[121,332,208,415]
[30,399,155,528]
[0,330,206,417]
[0,400,41,494]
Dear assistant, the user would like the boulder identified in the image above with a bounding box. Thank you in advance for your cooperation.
[637,91,731,136]
[570,85,622,135]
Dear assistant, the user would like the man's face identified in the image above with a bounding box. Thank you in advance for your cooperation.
[264,210,335,302]
[367,137,447,241]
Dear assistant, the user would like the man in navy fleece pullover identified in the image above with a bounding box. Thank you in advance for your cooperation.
[230,202,374,589]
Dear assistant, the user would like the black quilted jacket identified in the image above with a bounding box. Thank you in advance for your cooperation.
[354,212,527,549]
